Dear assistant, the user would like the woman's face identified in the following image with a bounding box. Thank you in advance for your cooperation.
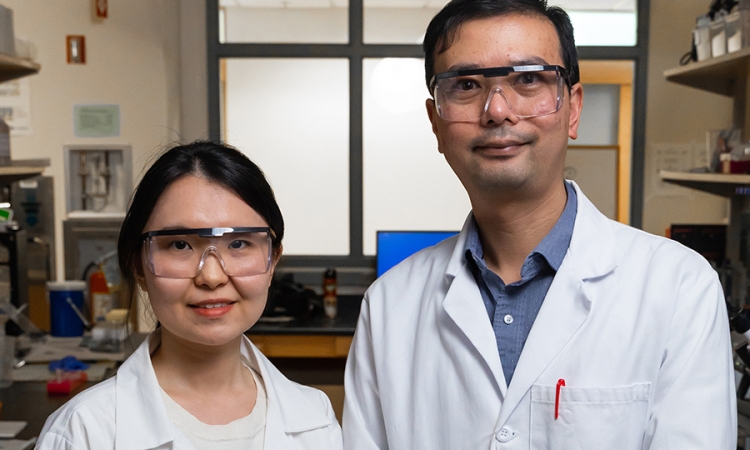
[138,175,277,347]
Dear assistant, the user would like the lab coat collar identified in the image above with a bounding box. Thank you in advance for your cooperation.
[242,336,337,438]
[441,182,618,418]
[445,181,617,282]
[114,330,335,449]
[566,180,618,280]
[498,182,617,425]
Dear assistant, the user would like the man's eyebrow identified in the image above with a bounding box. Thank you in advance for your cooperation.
[509,57,550,66]
[445,63,482,72]
[444,57,553,73]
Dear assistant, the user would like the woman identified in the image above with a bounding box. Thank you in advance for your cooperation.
[37,141,343,449]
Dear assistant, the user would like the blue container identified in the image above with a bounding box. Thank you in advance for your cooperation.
[47,281,87,337]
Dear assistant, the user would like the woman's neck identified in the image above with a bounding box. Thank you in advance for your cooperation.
[151,328,258,424]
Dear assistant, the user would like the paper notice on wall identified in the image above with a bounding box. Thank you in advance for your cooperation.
[74,104,120,137]
[0,77,32,136]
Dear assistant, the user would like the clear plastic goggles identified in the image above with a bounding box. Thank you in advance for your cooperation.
[430,65,568,122]
[141,227,275,279]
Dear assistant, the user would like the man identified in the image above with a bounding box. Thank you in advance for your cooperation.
[343,0,737,449]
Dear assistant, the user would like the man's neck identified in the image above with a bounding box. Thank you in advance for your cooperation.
[470,181,568,284]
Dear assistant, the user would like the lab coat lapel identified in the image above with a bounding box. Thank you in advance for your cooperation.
[442,216,507,397]
[496,183,617,426]
[243,337,336,449]
[115,330,176,449]
[496,258,591,425]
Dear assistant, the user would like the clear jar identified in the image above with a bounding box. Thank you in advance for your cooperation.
[711,12,728,58]
[695,15,712,61]
[727,11,743,53]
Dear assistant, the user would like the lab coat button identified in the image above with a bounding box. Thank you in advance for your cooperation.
[494,427,517,443]
[503,314,514,325]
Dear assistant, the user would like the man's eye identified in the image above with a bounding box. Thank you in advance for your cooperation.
[455,79,480,91]
[516,73,542,85]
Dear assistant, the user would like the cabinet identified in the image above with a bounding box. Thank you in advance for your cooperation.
[662,50,750,290]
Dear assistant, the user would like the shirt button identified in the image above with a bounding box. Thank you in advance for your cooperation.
[503,314,514,325]
[495,427,517,443]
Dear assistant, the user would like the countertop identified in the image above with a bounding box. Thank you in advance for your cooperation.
[247,295,362,336]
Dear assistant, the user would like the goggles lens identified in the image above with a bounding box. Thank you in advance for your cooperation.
[142,227,273,278]
[431,65,567,122]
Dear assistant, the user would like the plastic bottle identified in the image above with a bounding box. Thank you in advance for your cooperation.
[323,268,337,319]
[89,267,113,323]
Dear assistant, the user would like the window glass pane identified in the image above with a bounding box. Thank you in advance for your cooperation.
[222,58,350,255]
[219,0,348,44]
[564,148,618,219]
[566,83,623,220]
[574,84,620,146]
[552,0,637,46]
[363,1,448,44]
[363,58,469,256]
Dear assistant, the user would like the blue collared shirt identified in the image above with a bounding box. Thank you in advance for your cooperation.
[465,181,577,386]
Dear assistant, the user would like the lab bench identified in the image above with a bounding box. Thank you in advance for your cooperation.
[246,295,360,358]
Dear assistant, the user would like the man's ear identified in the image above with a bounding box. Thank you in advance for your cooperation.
[567,83,583,140]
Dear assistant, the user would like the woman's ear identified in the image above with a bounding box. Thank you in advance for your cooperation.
[273,244,283,265]
[135,263,147,291]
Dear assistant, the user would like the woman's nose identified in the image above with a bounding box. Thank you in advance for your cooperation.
[194,247,229,288]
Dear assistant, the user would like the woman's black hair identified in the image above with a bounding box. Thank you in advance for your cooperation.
[423,0,579,91]
[117,140,284,301]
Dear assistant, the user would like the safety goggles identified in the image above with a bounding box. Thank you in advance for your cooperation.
[430,65,569,122]
[141,227,275,279]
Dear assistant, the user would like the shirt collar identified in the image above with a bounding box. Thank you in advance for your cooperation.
[464,181,578,272]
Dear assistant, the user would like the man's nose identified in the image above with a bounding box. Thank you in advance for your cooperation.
[481,87,520,126]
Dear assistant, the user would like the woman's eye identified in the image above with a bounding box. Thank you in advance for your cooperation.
[169,240,191,251]
[229,240,250,250]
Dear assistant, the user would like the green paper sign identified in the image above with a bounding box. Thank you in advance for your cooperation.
[74,104,120,137]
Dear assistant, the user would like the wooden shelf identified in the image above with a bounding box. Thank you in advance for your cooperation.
[0,160,49,185]
[664,47,750,96]
[0,165,44,185]
[659,170,750,197]
[0,53,39,84]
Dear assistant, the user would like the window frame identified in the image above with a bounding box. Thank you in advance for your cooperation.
[206,0,650,272]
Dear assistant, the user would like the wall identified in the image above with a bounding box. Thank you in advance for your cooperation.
[2,0,210,281]
[643,0,732,235]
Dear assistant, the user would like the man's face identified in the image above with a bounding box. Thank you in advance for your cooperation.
[426,13,582,200]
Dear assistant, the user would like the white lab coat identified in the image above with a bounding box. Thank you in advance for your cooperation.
[343,183,737,450]
[37,330,343,450]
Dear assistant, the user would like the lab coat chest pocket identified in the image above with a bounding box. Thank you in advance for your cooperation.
[530,383,650,449]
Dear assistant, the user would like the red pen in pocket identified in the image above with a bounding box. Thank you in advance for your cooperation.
[555,378,565,420]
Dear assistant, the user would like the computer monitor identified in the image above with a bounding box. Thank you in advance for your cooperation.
[376,230,459,278]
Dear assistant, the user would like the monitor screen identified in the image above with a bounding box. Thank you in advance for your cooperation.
[376,231,459,278]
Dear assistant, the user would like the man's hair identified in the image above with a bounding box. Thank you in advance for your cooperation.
[423,0,579,91]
